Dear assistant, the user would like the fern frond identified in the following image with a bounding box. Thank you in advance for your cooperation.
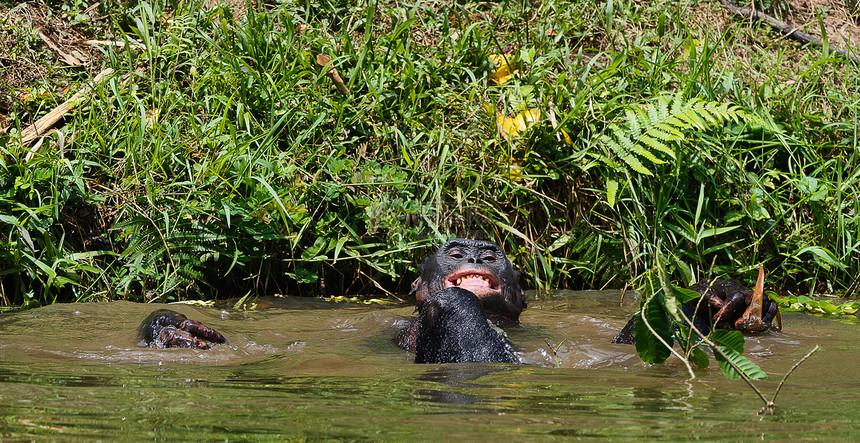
[600,134,653,176]
[626,109,643,138]
[596,92,773,207]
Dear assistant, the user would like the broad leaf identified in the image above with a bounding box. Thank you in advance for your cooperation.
[634,293,674,364]
[713,345,768,380]
[689,346,710,369]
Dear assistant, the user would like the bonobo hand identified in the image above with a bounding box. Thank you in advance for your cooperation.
[688,277,780,334]
[613,272,781,344]
[138,309,227,349]
[415,287,519,364]
[397,238,526,354]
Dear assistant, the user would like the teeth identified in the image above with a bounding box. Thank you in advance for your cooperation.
[455,274,490,285]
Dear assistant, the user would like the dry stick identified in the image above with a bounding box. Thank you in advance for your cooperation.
[37,30,84,65]
[718,0,860,64]
[760,344,821,415]
[20,68,115,160]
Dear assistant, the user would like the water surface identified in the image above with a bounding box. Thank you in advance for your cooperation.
[1,290,857,440]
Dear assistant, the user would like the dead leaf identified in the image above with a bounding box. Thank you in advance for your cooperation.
[316,53,350,95]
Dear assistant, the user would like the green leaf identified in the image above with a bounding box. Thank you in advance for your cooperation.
[606,179,619,207]
[638,135,675,158]
[689,346,710,368]
[696,225,740,242]
[674,286,702,303]
[793,246,845,271]
[634,293,674,364]
[713,345,768,380]
[713,329,744,353]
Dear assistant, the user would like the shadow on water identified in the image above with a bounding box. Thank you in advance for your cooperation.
[0,290,858,440]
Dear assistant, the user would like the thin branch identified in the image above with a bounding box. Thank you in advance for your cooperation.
[718,0,860,64]
[759,345,821,415]
[677,304,769,405]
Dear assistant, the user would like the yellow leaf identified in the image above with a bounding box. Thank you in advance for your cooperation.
[488,54,517,85]
[499,108,540,140]
[485,103,541,140]
[559,128,572,146]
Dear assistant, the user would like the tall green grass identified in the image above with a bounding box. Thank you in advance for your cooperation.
[0,0,857,307]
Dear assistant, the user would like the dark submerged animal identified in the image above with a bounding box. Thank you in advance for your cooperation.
[398,238,525,363]
[612,278,780,344]
[415,288,519,364]
[138,309,226,349]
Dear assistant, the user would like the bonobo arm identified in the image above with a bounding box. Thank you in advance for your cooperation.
[415,288,519,364]
[138,309,227,349]
[612,278,780,344]
[399,239,526,354]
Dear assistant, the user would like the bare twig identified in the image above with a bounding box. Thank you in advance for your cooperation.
[759,345,821,415]
[718,0,860,64]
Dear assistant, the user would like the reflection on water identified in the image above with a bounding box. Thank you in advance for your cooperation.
[0,291,858,440]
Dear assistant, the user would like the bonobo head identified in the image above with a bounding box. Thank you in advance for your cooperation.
[412,239,525,325]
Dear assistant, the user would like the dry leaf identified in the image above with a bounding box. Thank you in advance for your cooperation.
[316,53,350,95]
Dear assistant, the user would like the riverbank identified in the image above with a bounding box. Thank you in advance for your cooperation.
[1,0,858,307]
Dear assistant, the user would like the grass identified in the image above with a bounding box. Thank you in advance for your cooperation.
[0,0,858,308]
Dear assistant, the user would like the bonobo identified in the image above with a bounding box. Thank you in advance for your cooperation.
[415,288,519,364]
[397,238,526,363]
[138,309,226,349]
[612,278,781,344]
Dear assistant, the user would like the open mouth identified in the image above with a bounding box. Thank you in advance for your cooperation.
[445,270,501,297]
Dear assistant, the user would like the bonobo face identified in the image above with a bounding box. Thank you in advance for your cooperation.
[412,239,526,324]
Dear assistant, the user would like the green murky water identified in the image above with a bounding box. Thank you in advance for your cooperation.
[1,291,858,440]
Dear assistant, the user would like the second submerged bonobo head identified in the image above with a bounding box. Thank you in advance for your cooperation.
[412,239,526,325]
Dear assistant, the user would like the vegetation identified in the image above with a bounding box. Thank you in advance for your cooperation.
[1,0,857,328]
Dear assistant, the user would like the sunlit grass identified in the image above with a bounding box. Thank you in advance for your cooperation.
[0,0,857,306]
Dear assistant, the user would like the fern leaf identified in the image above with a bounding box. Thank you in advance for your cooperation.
[646,103,661,127]
[670,91,685,116]
[606,179,619,207]
[675,109,708,130]
[639,135,675,159]
[630,143,666,165]
[600,134,653,176]
[595,92,774,208]
[622,152,653,176]
[626,109,642,138]
[658,94,670,122]
[653,123,684,139]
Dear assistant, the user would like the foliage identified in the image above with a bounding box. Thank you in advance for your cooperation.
[595,91,773,206]
[630,261,768,380]
[770,293,860,315]
[0,0,858,310]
